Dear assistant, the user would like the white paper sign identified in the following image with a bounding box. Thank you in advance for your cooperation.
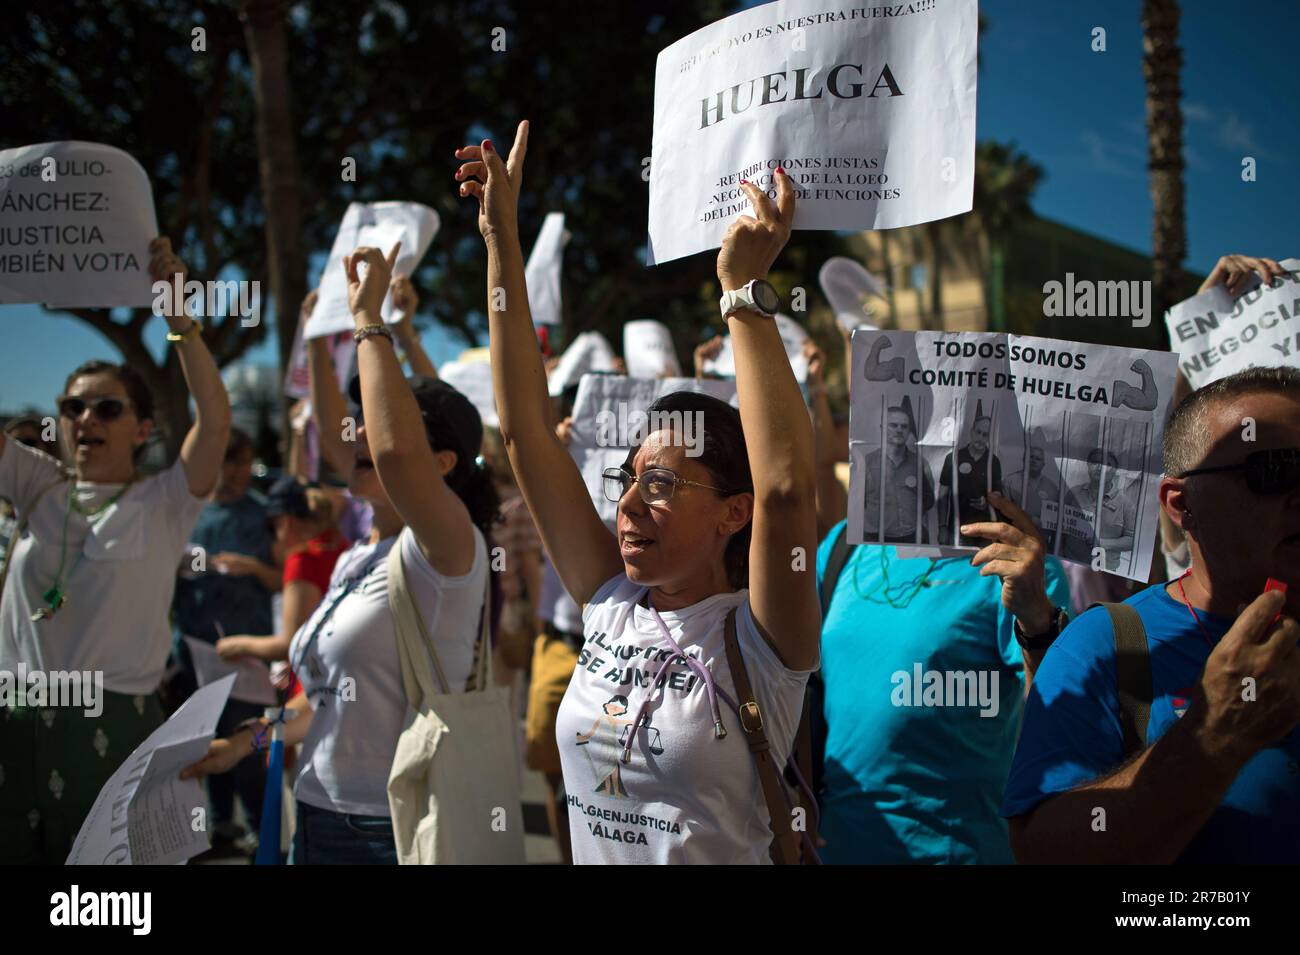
[0,141,159,307]
[439,358,500,429]
[67,675,235,865]
[1164,259,1300,389]
[623,320,682,378]
[183,635,277,706]
[647,0,977,265]
[703,313,809,381]
[525,212,568,326]
[820,255,885,332]
[848,330,1177,582]
[304,201,439,339]
[568,375,739,526]
[548,330,617,396]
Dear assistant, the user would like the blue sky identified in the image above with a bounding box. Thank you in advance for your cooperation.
[3,0,1296,411]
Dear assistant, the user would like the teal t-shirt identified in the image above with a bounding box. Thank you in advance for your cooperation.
[815,520,1071,864]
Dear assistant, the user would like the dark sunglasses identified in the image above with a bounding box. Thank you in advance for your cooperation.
[57,396,131,422]
[1177,447,1300,495]
[602,466,732,506]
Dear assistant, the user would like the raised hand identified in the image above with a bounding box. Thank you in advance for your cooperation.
[1186,589,1300,764]
[963,490,1055,634]
[148,236,190,328]
[455,119,530,242]
[1199,254,1286,296]
[717,169,794,292]
[344,242,401,323]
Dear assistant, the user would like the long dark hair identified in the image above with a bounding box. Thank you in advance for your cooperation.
[645,391,753,589]
[424,416,501,536]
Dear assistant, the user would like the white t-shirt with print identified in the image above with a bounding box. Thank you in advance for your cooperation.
[556,575,813,864]
[0,439,207,695]
[290,524,488,817]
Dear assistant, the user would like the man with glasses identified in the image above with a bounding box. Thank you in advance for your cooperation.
[1004,365,1300,863]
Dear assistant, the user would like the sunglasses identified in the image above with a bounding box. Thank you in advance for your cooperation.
[57,396,131,422]
[1177,448,1300,495]
[602,466,732,506]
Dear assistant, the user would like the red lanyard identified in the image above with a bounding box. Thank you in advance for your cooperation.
[1174,570,1216,649]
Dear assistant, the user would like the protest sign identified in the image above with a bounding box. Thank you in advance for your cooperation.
[568,375,738,525]
[847,330,1177,581]
[525,212,568,326]
[439,357,500,429]
[647,0,977,265]
[548,330,617,396]
[623,320,683,378]
[703,314,809,381]
[304,201,439,339]
[1164,258,1300,389]
[820,255,885,333]
[0,141,158,307]
[68,675,235,865]
[183,636,277,706]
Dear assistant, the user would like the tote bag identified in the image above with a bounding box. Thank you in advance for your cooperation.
[385,541,525,864]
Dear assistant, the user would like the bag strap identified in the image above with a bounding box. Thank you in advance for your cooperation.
[721,608,800,865]
[386,536,491,708]
[819,521,855,617]
[0,475,66,602]
[1094,601,1152,759]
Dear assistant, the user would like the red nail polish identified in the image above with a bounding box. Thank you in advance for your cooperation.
[740,178,749,185]
[484,140,494,153]
[776,166,786,176]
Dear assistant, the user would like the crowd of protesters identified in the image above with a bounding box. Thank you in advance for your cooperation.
[0,120,1296,865]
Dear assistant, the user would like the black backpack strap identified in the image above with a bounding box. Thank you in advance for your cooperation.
[819,522,855,617]
[1093,602,1152,759]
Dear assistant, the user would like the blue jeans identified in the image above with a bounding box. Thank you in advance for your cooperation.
[291,802,397,865]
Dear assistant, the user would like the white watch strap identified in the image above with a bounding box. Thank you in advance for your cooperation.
[719,282,757,319]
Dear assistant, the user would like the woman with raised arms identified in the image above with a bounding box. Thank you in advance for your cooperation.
[455,122,820,864]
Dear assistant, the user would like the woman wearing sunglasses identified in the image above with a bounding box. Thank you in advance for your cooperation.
[0,237,232,865]
[457,122,820,864]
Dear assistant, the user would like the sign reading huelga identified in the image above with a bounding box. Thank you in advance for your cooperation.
[647,0,977,265]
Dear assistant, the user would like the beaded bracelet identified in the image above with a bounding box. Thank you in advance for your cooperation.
[353,323,394,345]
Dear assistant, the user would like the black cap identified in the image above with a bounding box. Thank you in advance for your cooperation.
[266,476,311,520]
[348,373,483,469]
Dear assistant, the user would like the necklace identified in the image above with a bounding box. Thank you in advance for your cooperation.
[851,546,939,609]
[1173,570,1216,649]
[33,475,137,622]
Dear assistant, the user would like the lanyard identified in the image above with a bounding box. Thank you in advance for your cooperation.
[1174,569,1216,649]
[290,544,388,681]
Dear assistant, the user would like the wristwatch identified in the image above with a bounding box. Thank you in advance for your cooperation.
[719,279,780,319]
[1014,606,1069,652]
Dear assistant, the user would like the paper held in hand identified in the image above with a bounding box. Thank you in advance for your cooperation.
[67,675,236,865]
[646,0,977,265]
[0,141,159,308]
[183,635,277,706]
[623,320,683,378]
[1164,258,1300,389]
[304,201,440,339]
[847,330,1177,582]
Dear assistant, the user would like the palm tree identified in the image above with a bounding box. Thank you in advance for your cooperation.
[973,141,1044,332]
[1141,0,1187,323]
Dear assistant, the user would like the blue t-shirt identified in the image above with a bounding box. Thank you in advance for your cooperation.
[815,520,1071,864]
[172,493,274,647]
[1002,583,1300,863]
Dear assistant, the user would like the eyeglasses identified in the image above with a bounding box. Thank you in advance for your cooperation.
[601,467,733,505]
[1177,448,1300,495]
[57,396,130,422]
